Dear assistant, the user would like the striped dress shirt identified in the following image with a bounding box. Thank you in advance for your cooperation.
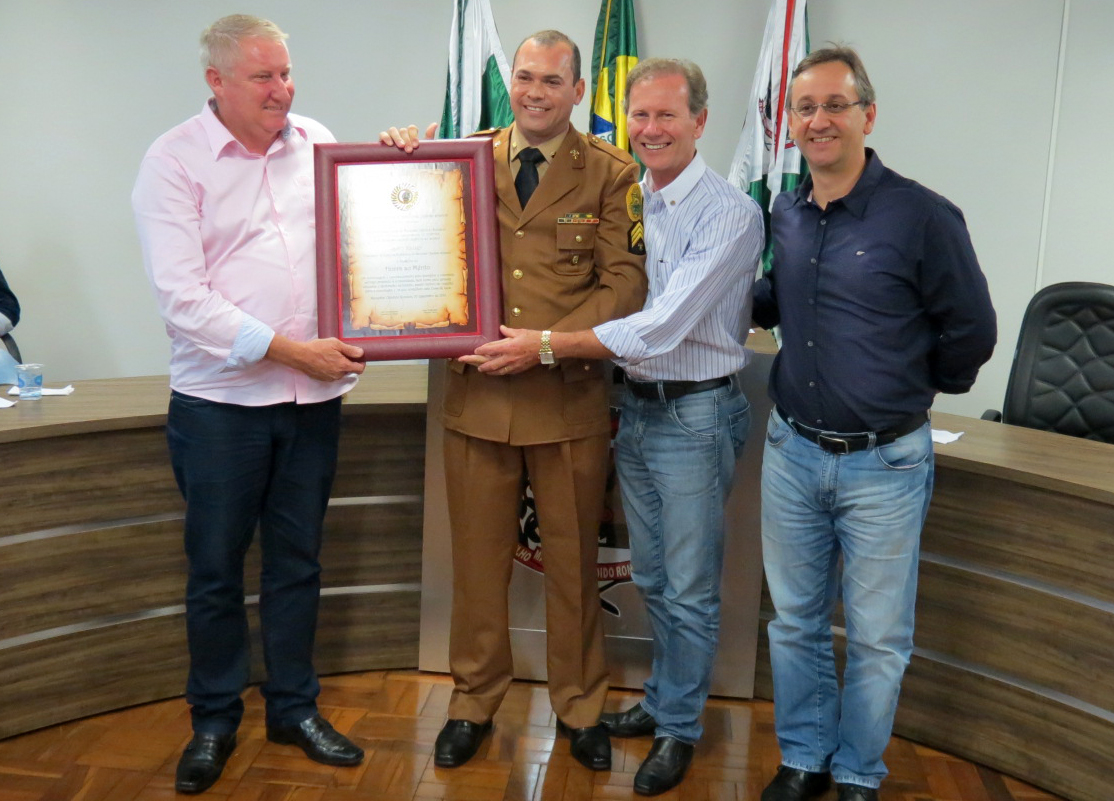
[594,153,764,381]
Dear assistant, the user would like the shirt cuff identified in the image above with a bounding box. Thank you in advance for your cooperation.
[224,316,274,371]
[0,313,11,336]
[593,320,646,366]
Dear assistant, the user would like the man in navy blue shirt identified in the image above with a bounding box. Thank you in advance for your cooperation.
[0,269,19,337]
[753,47,996,801]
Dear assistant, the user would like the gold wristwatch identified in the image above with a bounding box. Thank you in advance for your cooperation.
[539,330,555,365]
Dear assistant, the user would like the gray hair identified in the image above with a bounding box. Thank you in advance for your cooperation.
[200,14,288,74]
[515,30,582,83]
[624,58,708,116]
[788,45,876,108]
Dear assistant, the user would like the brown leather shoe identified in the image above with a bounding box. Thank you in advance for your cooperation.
[174,732,237,794]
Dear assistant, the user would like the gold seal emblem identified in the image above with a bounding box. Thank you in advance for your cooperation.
[626,184,643,222]
[391,183,418,211]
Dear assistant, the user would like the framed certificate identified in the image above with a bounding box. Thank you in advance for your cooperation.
[315,139,502,361]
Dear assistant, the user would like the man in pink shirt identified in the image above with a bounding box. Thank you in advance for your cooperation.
[132,15,365,795]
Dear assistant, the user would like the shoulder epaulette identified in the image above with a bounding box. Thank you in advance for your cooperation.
[586,134,635,164]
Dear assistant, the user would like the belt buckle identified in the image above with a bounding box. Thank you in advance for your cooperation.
[817,434,851,455]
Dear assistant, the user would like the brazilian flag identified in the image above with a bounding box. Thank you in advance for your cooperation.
[589,0,639,154]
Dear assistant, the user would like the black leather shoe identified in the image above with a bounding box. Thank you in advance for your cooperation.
[600,702,657,738]
[838,784,879,801]
[633,735,694,796]
[266,714,364,766]
[434,719,492,767]
[174,732,237,794]
[761,765,831,801]
[556,720,611,771]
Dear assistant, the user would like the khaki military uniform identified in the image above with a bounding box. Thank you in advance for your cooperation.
[443,124,646,727]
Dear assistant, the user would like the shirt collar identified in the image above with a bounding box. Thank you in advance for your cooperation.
[837,148,884,218]
[643,152,707,211]
[201,98,304,159]
[509,124,568,164]
[791,148,884,216]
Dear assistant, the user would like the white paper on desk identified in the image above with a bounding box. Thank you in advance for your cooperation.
[0,395,15,409]
[6,384,75,396]
[0,349,16,385]
[931,429,964,444]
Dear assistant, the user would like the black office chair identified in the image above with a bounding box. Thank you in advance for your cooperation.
[982,281,1114,443]
[0,333,19,363]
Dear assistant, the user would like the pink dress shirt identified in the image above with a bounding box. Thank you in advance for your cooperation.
[133,100,357,405]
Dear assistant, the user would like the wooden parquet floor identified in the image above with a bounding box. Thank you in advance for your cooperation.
[0,670,1063,801]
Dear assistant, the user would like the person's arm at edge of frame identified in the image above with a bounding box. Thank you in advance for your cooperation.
[0,269,18,335]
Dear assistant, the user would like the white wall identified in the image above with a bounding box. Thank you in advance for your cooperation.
[0,0,1107,419]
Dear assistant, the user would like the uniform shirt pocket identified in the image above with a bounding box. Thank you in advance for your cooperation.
[554,224,596,275]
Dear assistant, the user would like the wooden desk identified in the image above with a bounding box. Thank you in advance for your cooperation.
[753,412,1114,801]
[0,366,428,739]
[4,366,1113,801]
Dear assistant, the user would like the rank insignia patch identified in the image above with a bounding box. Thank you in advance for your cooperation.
[628,220,645,255]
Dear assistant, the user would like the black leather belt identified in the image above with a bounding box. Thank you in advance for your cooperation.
[625,375,731,401]
[779,407,929,455]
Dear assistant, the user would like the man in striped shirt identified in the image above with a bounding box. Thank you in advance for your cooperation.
[468,57,763,796]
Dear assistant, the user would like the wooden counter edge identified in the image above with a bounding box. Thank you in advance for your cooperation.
[0,364,430,444]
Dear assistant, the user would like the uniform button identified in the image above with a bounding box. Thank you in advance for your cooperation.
[515,230,525,239]
[571,255,579,265]
[584,364,590,371]
[575,234,583,243]
[512,269,523,279]
[512,307,521,316]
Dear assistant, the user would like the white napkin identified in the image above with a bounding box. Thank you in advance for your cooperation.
[7,384,75,397]
[931,429,963,444]
[0,395,15,409]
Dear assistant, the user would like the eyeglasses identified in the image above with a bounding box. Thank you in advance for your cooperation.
[789,100,869,119]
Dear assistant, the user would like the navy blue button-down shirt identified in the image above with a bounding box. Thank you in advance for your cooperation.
[752,150,997,432]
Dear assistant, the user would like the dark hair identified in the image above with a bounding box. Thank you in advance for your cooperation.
[788,45,875,107]
[515,30,581,83]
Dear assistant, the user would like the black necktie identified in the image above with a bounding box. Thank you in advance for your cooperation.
[515,147,545,208]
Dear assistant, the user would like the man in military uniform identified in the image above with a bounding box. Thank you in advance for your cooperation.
[382,30,646,772]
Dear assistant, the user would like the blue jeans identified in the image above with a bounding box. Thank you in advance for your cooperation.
[615,376,750,743]
[761,409,933,787]
[167,392,341,734]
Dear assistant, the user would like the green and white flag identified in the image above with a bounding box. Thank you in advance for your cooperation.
[589,0,639,154]
[439,0,514,138]
[728,0,809,272]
